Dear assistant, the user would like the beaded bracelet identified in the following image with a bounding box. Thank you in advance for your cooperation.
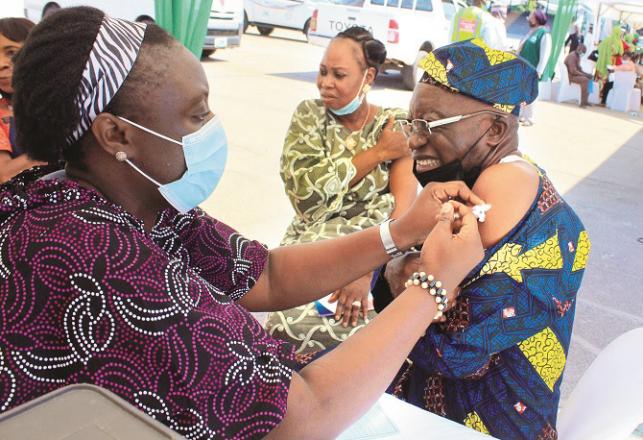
[404,272,448,320]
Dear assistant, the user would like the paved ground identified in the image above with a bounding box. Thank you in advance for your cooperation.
[200,28,643,404]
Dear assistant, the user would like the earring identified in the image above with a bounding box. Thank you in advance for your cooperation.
[115,151,127,162]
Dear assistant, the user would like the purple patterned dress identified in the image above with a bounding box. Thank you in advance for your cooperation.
[0,168,298,439]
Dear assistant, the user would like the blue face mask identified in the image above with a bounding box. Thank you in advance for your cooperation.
[327,70,368,116]
[117,115,228,213]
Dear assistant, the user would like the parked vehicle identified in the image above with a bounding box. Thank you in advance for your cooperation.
[23,0,244,57]
[244,0,328,38]
[0,0,25,18]
[307,0,465,89]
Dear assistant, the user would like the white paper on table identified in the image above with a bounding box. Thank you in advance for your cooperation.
[337,402,398,440]
[316,294,338,315]
[316,293,375,317]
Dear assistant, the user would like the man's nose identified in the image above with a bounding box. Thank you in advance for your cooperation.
[407,133,427,151]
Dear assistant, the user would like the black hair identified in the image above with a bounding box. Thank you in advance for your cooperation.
[419,41,434,53]
[335,26,387,77]
[12,6,174,168]
[0,18,35,43]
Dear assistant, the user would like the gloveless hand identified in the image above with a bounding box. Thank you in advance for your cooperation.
[391,181,485,249]
[375,116,410,162]
[328,273,372,327]
[420,202,485,296]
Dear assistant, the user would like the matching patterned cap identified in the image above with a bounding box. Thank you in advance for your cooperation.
[417,38,539,116]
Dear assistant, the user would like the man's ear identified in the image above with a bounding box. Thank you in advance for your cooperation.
[91,113,135,158]
[486,116,510,147]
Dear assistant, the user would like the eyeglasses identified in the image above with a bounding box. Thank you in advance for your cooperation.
[396,110,507,139]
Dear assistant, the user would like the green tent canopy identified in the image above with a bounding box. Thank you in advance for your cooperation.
[542,0,579,81]
[155,0,214,58]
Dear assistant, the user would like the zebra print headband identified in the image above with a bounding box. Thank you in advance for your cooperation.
[67,16,147,146]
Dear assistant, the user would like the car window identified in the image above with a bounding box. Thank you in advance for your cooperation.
[371,0,384,5]
[387,0,400,7]
[415,0,432,11]
[327,0,365,6]
[401,0,414,9]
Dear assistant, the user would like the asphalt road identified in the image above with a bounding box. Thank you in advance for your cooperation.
[199,27,643,405]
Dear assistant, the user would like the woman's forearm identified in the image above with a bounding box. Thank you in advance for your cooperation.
[267,285,441,439]
[349,147,383,187]
[389,156,417,219]
[260,221,418,311]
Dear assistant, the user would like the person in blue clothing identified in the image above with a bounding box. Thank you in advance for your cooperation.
[373,39,591,440]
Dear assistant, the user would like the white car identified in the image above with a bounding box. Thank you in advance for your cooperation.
[308,0,466,89]
[0,0,25,18]
[244,0,328,38]
[23,0,244,57]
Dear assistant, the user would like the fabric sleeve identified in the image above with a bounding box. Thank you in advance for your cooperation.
[537,33,552,77]
[172,209,269,302]
[280,100,357,224]
[7,207,296,438]
[408,279,558,379]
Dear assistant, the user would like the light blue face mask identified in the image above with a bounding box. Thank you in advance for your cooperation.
[117,115,228,213]
[327,70,368,116]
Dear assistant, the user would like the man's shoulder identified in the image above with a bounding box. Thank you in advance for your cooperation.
[473,160,540,248]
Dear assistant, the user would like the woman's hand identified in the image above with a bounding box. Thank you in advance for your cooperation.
[328,273,372,327]
[420,202,484,296]
[384,252,421,298]
[391,181,485,249]
[374,116,410,162]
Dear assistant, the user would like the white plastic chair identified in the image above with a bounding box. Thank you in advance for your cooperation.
[556,63,582,105]
[557,327,643,440]
[588,81,601,104]
[606,71,641,113]
[0,384,181,439]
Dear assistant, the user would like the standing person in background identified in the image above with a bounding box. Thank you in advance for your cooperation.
[483,3,508,50]
[565,24,583,53]
[450,0,500,49]
[597,27,625,105]
[0,17,45,183]
[265,27,418,353]
[518,9,551,126]
[564,43,593,108]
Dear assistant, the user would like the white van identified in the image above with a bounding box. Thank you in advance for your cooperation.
[244,0,328,38]
[23,0,244,57]
[308,0,465,89]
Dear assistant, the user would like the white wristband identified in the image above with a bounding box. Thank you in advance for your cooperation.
[379,219,404,258]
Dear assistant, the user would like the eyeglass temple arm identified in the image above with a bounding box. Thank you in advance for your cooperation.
[428,115,465,128]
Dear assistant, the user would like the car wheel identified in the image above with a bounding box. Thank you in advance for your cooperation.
[401,65,415,91]
[202,49,216,58]
[257,26,274,36]
[303,19,311,41]
[243,11,249,33]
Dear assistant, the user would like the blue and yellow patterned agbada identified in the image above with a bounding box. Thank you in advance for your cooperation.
[389,162,590,440]
[417,38,539,115]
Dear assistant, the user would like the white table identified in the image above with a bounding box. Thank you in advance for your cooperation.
[338,393,496,440]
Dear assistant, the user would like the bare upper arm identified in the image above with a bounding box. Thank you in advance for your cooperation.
[472,161,540,249]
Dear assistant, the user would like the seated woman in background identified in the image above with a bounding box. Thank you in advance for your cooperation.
[265,27,418,353]
[0,17,45,183]
[1,8,485,439]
